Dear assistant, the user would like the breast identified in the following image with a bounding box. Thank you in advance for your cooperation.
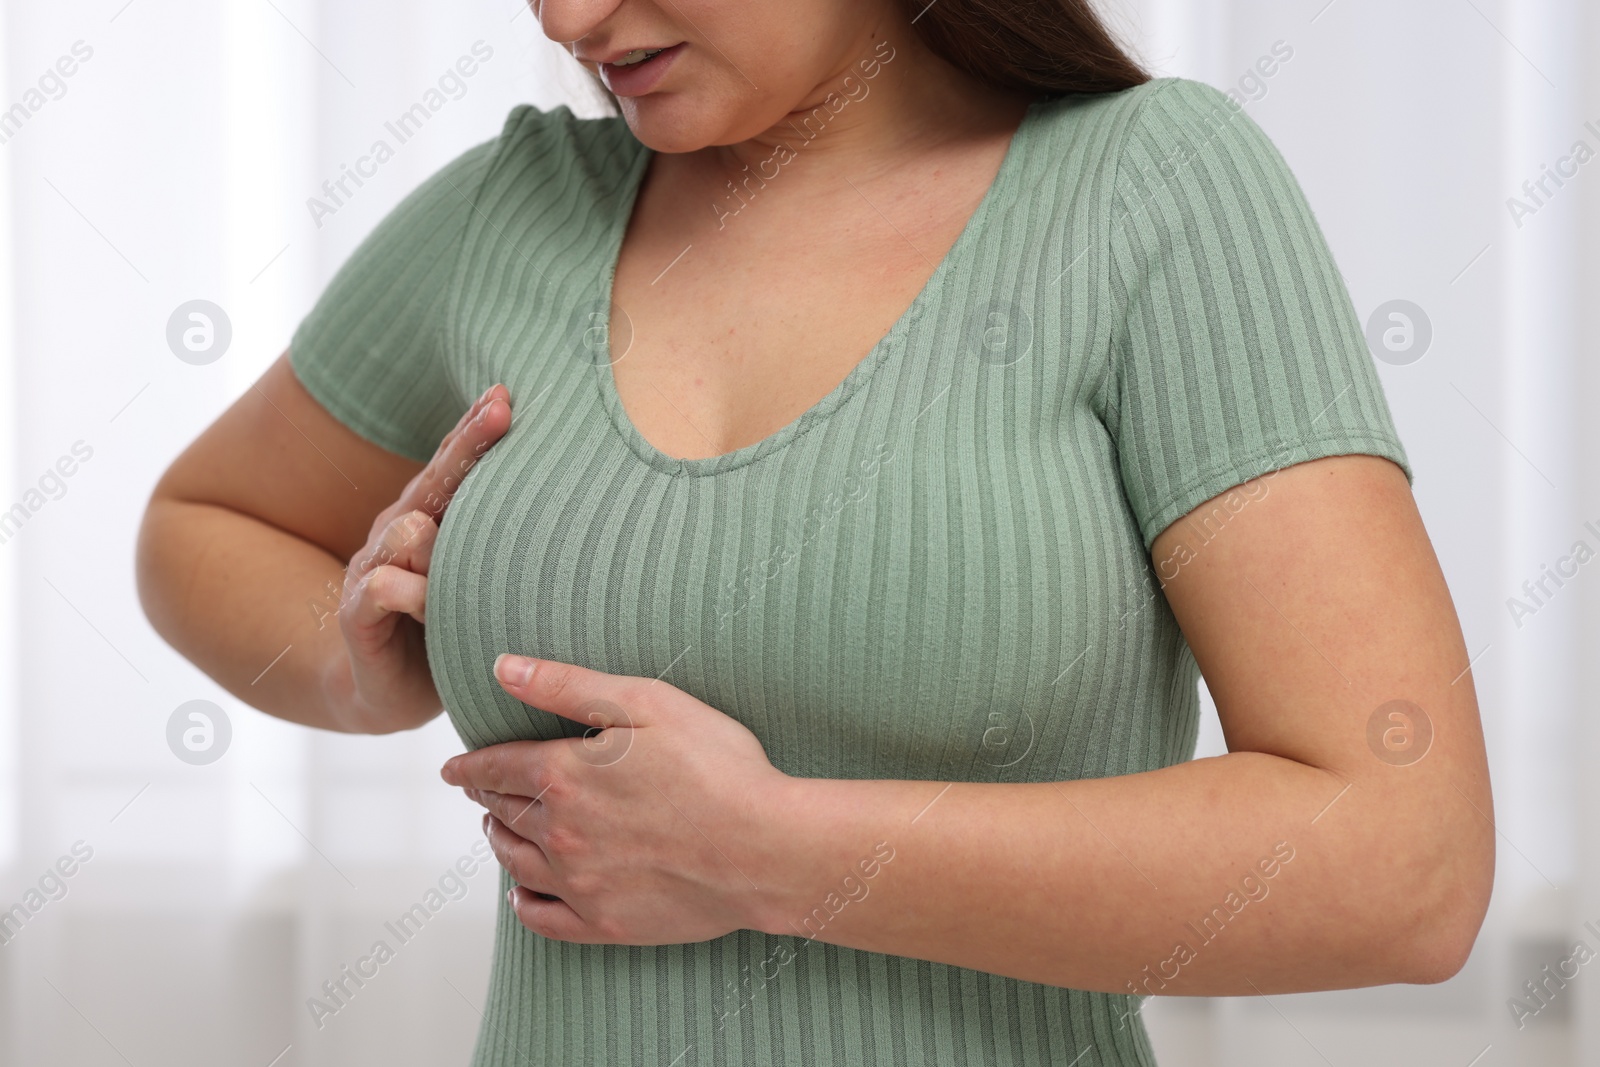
[422,343,1191,784]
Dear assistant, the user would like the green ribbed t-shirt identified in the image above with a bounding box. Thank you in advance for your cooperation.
[290,76,1411,1067]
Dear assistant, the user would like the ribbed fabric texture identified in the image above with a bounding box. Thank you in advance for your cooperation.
[290,76,1411,1067]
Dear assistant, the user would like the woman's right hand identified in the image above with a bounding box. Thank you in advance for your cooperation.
[326,384,512,732]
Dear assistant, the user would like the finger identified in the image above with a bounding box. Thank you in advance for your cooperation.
[508,883,594,943]
[449,383,503,438]
[352,509,438,581]
[437,382,509,453]
[364,384,509,539]
[466,787,547,837]
[400,385,512,523]
[491,654,648,729]
[441,740,554,795]
[484,813,560,894]
[345,563,429,630]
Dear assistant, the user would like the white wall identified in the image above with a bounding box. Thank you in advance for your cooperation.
[0,1,1589,1064]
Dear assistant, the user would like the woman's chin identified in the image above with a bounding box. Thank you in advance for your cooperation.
[621,108,719,154]
[618,94,769,154]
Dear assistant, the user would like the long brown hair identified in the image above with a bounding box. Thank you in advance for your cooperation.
[912,0,1149,95]
[585,0,1148,112]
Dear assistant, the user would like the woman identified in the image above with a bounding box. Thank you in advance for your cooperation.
[135,0,1494,1064]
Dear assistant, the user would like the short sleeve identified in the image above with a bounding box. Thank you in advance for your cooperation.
[1103,78,1412,551]
[288,120,509,463]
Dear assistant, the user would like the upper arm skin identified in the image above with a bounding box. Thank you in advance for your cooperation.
[137,351,459,730]
[1150,453,1495,973]
[149,350,423,559]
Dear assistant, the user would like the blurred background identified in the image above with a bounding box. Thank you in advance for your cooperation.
[1,0,1596,1063]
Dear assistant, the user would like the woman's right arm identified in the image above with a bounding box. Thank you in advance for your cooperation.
[134,351,508,733]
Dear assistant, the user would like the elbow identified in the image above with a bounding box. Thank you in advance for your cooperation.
[135,490,218,656]
[133,491,181,637]
[1400,905,1486,985]
[1390,813,1495,985]
[132,494,164,626]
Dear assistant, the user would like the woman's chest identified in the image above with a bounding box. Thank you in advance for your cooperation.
[602,159,995,463]
[422,334,1174,781]
[426,112,1183,778]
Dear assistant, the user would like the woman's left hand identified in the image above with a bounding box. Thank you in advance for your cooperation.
[440,653,791,945]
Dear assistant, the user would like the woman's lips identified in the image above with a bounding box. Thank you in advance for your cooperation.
[599,42,685,97]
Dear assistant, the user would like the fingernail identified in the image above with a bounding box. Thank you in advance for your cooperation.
[440,759,458,784]
[482,812,491,835]
[494,653,537,687]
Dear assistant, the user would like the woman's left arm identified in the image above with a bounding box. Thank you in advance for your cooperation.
[445,452,1493,996]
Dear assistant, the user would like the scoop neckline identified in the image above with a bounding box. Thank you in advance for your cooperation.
[591,97,1042,478]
